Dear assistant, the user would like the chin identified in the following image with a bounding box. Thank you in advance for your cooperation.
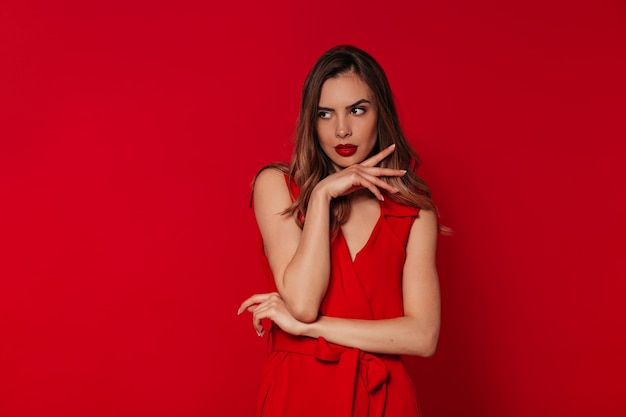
[331,160,353,170]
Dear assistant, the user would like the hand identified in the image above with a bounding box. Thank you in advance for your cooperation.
[238,292,308,337]
[315,144,406,201]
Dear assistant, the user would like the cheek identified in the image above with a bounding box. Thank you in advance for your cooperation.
[316,124,333,145]
[365,119,378,140]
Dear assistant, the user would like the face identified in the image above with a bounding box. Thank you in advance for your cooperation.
[316,73,378,170]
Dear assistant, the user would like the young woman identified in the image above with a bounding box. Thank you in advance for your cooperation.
[238,45,441,417]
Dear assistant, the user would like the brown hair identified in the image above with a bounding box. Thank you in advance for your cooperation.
[257,45,438,233]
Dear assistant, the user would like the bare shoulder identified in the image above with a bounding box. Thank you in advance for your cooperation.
[407,209,439,255]
[252,167,294,218]
[415,209,439,229]
[253,167,289,195]
[253,168,302,269]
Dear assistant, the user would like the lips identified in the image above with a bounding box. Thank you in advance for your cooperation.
[334,144,358,157]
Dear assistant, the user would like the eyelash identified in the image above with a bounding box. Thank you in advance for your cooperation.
[317,107,366,118]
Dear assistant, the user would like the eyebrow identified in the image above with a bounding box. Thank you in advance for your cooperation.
[318,99,372,111]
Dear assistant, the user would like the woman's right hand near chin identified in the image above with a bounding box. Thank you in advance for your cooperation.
[314,144,407,202]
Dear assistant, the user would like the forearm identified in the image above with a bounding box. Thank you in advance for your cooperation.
[280,188,332,322]
[301,315,440,357]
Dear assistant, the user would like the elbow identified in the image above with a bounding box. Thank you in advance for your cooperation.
[281,289,322,323]
[419,336,438,357]
[407,327,440,357]
[422,328,440,357]
[288,304,319,324]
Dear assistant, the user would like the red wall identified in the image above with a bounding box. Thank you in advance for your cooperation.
[1,1,624,416]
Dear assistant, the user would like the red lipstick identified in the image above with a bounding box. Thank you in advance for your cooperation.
[335,144,358,157]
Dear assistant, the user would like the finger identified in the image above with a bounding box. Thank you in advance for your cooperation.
[252,305,272,336]
[239,291,281,315]
[350,176,384,201]
[253,314,265,336]
[252,320,265,337]
[359,172,402,195]
[338,170,390,201]
[252,298,277,319]
[361,166,407,178]
[345,167,402,194]
[252,296,285,332]
[361,144,396,167]
[237,292,274,315]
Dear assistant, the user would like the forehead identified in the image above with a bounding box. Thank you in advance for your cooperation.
[318,73,373,105]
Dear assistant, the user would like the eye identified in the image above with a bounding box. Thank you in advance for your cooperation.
[351,107,366,116]
[318,111,332,119]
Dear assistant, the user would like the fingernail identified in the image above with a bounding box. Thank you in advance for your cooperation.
[379,195,385,201]
[393,187,400,192]
[401,170,407,174]
[256,329,264,337]
[388,144,396,149]
[237,308,241,315]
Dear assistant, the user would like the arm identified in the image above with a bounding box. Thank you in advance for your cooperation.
[252,145,406,323]
[252,168,331,323]
[302,209,440,356]
[242,209,440,356]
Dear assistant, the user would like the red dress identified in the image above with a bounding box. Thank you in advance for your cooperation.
[256,181,422,417]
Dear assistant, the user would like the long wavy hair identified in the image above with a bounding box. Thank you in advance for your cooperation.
[258,45,438,233]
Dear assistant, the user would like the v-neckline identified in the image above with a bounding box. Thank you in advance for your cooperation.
[339,201,384,263]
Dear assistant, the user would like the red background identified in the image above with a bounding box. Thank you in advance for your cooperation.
[1,1,625,416]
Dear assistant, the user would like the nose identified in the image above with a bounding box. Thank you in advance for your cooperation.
[335,116,352,139]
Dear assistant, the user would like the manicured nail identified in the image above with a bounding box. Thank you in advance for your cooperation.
[393,187,400,192]
[379,194,385,201]
[401,170,407,174]
[388,144,396,149]
[256,329,264,337]
[237,308,241,315]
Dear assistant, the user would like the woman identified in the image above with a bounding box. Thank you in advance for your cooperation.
[238,45,441,417]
